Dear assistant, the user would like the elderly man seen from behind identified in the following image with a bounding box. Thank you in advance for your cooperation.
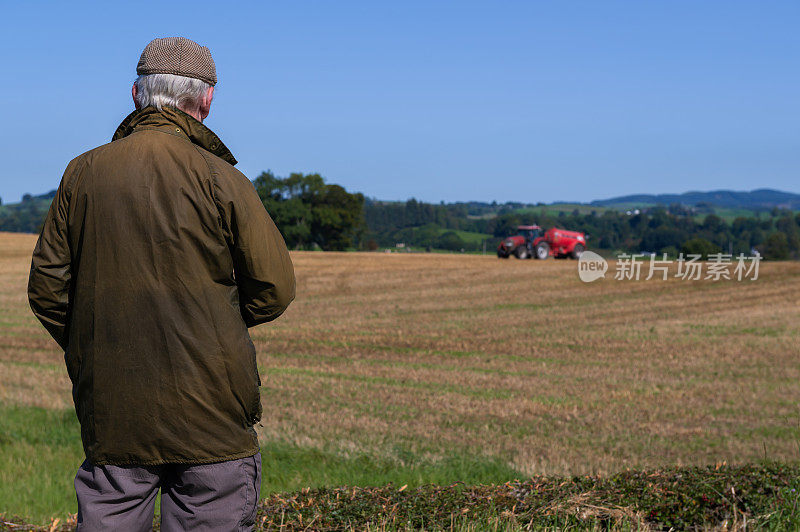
[27,37,295,531]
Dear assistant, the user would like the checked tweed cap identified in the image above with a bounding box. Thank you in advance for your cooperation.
[137,37,217,86]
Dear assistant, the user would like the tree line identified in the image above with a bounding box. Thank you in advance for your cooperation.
[363,200,800,259]
[487,207,799,260]
[2,176,799,259]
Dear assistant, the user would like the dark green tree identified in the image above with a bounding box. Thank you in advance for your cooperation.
[311,183,365,250]
[761,232,790,260]
[252,171,364,251]
[680,238,720,259]
[253,171,313,247]
[436,231,466,251]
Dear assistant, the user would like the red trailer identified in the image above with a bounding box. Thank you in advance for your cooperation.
[497,225,586,260]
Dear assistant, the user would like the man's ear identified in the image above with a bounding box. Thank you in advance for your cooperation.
[131,83,140,110]
[200,86,214,120]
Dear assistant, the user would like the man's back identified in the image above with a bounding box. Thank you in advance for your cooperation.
[27,36,292,530]
[29,105,295,465]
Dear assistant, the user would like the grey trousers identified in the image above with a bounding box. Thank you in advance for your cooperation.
[74,452,261,532]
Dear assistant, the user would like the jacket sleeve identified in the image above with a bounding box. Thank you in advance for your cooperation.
[28,161,77,351]
[211,163,296,327]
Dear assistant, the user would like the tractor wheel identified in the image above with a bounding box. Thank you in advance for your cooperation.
[571,244,585,259]
[515,246,529,259]
[535,242,550,260]
[497,251,509,259]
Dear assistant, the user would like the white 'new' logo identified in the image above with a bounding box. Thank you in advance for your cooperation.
[577,251,608,282]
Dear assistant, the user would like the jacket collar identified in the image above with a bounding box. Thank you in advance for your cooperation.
[112,106,238,165]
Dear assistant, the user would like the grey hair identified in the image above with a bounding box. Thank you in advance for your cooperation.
[133,73,212,113]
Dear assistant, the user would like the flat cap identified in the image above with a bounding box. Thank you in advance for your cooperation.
[137,37,217,86]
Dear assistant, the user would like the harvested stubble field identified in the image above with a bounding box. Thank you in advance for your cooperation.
[1,231,800,527]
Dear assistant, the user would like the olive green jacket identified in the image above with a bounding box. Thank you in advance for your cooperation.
[27,106,296,465]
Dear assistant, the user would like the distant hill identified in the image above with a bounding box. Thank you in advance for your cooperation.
[591,189,800,210]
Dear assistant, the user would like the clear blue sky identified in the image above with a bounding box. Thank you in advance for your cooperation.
[0,1,798,205]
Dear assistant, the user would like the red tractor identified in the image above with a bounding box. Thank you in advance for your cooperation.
[497,225,586,260]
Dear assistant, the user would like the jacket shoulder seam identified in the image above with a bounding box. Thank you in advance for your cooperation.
[196,147,233,240]
[64,154,90,199]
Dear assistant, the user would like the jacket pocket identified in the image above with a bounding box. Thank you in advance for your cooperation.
[245,338,262,424]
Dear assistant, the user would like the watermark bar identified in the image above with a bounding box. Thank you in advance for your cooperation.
[578,252,761,282]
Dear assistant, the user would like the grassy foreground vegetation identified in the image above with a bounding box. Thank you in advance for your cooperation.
[0,404,521,526]
[1,232,799,527]
[5,455,800,530]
